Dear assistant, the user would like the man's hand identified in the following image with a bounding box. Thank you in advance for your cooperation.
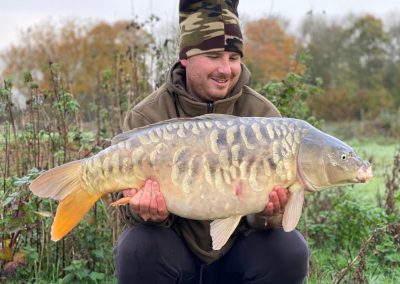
[123,179,169,222]
[262,186,289,216]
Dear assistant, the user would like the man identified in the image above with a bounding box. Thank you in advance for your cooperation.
[114,0,309,283]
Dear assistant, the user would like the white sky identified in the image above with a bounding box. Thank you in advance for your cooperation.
[1,0,400,51]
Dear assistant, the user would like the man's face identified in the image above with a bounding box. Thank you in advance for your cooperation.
[180,51,241,102]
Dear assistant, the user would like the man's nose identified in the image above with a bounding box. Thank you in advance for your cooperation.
[217,57,232,75]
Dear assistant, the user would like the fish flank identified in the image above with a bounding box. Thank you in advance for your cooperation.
[251,123,265,143]
[226,125,238,145]
[240,124,256,150]
[177,125,186,138]
[162,128,174,140]
[266,123,275,140]
[148,130,159,143]
[210,129,220,154]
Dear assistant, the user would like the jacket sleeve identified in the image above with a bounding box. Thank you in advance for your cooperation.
[114,108,175,227]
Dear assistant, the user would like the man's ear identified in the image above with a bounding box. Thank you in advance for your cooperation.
[180,59,188,67]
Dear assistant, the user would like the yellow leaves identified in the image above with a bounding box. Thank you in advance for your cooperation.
[0,249,27,278]
[0,246,13,261]
[243,17,302,84]
[0,238,25,264]
[1,19,149,101]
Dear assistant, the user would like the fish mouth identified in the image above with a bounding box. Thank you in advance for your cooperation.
[356,164,373,183]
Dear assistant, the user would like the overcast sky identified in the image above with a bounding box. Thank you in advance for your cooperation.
[1,0,400,51]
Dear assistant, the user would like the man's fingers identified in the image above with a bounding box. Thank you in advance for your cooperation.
[139,180,153,221]
[265,202,274,216]
[270,191,281,214]
[155,188,169,219]
[130,189,142,213]
[127,179,169,222]
[148,182,158,217]
[276,187,289,207]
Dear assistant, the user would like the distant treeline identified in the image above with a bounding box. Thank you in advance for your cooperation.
[1,13,400,125]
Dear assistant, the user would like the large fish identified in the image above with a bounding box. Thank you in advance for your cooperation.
[29,114,372,250]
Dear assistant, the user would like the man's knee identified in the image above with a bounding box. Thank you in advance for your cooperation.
[278,230,309,265]
[114,225,165,280]
[223,229,309,283]
[115,225,163,260]
[268,229,309,282]
[114,225,197,283]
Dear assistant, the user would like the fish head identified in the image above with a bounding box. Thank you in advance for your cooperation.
[297,129,373,191]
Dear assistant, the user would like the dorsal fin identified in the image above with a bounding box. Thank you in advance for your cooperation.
[111,114,238,144]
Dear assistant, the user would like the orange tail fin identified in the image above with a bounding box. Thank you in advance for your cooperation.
[29,160,102,241]
[51,188,102,241]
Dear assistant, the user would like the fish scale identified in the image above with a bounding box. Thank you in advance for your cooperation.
[29,114,373,250]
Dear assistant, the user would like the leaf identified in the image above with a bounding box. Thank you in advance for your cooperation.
[35,211,54,218]
[0,247,13,261]
[91,248,105,259]
[0,192,19,207]
[13,250,26,264]
[12,168,43,187]
[90,271,105,281]
[0,219,26,234]
[62,273,74,283]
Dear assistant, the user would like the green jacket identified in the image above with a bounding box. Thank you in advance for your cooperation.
[120,61,281,264]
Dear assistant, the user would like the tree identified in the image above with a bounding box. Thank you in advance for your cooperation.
[302,14,395,120]
[342,15,388,89]
[1,19,154,131]
[301,15,347,88]
[384,21,400,108]
[243,17,301,86]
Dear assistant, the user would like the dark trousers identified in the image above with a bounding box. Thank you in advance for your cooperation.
[114,225,309,284]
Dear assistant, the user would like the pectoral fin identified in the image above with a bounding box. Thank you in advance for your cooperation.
[210,215,242,250]
[282,188,304,232]
[110,196,131,206]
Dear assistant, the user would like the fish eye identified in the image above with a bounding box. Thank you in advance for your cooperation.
[341,154,347,160]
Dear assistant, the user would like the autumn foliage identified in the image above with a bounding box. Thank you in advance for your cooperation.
[243,17,301,85]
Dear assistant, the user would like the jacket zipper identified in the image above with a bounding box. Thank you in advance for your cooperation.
[207,102,214,113]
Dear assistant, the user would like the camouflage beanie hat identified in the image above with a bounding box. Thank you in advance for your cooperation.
[179,0,243,59]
